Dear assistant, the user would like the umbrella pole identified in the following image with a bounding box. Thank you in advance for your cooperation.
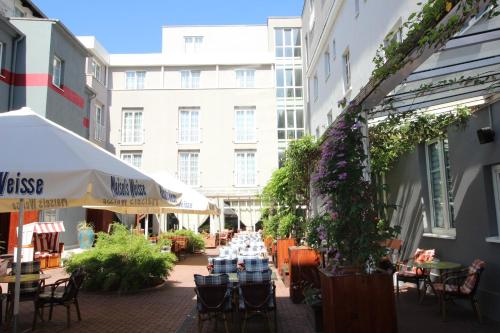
[13,198,25,333]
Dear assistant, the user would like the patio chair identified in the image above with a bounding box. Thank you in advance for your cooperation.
[237,270,276,333]
[243,258,269,272]
[194,274,232,333]
[219,231,229,246]
[395,248,435,299]
[32,267,86,329]
[433,259,486,322]
[208,258,238,274]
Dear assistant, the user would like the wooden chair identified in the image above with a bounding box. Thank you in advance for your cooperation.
[433,259,486,322]
[239,281,277,333]
[395,248,435,299]
[33,267,86,329]
[194,274,232,333]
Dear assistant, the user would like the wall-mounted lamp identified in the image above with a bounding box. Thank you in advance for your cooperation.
[477,127,495,144]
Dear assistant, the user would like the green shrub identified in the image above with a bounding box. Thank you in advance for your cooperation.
[64,224,177,293]
[159,229,205,253]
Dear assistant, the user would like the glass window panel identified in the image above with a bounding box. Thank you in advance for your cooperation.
[287,130,295,140]
[296,109,304,128]
[136,72,145,89]
[297,130,304,139]
[287,110,295,128]
[443,140,455,227]
[285,69,293,87]
[294,68,302,86]
[276,69,284,87]
[278,130,286,140]
[285,48,293,57]
[276,48,283,57]
[275,29,283,47]
[294,48,301,57]
[284,29,292,46]
[295,88,303,98]
[293,29,301,46]
[277,109,285,128]
[276,88,284,98]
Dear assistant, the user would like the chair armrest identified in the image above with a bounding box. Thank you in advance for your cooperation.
[441,268,468,280]
[442,272,468,287]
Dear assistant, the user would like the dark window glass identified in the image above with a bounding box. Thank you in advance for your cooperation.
[275,29,283,46]
[277,109,285,128]
[296,109,304,128]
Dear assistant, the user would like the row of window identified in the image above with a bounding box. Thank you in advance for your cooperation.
[312,46,351,102]
[120,106,258,145]
[125,69,257,90]
[120,150,257,187]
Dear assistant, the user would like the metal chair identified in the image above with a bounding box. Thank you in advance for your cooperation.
[32,267,86,329]
[239,281,277,333]
[194,274,232,333]
[395,248,435,299]
[433,259,486,322]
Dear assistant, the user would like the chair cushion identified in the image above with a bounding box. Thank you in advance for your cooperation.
[211,258,238,274]
[243,258,269,272]
[194,273,229,286]
[460,259,485,294]
[237,269,271,284]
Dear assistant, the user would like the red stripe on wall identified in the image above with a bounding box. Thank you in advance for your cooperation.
[0,69,85,109]
[83,117,89,128]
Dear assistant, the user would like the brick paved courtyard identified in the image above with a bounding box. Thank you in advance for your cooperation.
[5,250,500,333]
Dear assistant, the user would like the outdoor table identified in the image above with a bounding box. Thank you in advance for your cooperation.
[1,273,51,329]
[412,261,462,303]
[227,272,277,284]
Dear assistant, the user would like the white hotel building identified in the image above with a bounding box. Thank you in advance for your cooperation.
[79,17,303,232]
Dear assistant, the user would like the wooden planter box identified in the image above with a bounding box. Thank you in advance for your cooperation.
[307,304,324,333]
[319,269,397,333]
[289,246,320,303]
[276,238,296,276]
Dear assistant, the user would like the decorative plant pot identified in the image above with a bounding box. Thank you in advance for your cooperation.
[319,268,397,333]
[276,238,296,276]
[78,229,95,249]
[289,246,320,303]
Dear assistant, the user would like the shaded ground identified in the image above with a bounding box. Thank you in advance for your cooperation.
[5,250,500,332]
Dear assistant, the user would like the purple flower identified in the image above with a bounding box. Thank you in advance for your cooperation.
[338,172,348,180]
[336,160,348,168]
[330,211,338,220]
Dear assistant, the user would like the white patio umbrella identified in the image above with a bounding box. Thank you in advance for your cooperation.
[0,108,182,331]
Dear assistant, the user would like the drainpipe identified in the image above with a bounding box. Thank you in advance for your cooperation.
[8,35,25,110]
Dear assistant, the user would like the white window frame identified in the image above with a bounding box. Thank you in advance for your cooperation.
[178,107,200,144]
[489,165,500,242]
[184,36,203,53]
[126,71,146,90]
[324,49,331,80]
[425,139,456,236]
[121,151,142,169]
[52,56,63,88]
[235,151,256,187]
[94,104,105,142]
[92,59,103,83]
[235,69,255,88]
[121,109,144,145]
[180,70,200,89]
[342,48,351,92]
[178,151,200,186]
[234,106,256,143]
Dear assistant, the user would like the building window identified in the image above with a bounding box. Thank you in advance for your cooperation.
[313,74,319,101]
[332,39,336,60]
[184,36,203,53]
[181,70,200,89]
[52,56,63,88]
[490,165,500,239]
[384,25,403,49]
[94,105,105,142]
[315,126,320,139]
[327,110,333,125]
[121,151,142,168]
[342,49,351,91]
[276,66,302,99]
[179,151,199,186]
[14,7,26,17]
[278,149,286,168]
[40,209,57,222]
[275,28,301,58]
[324,50,331,79]
[178,107,200,143]
[91,59,103,83]
[355,0,360,17]
[236,69,255,88]
[277,106,304,141]
[235,151,256,186]
[126,71,145,89]
[121,109,143,144]
[235,106,256,143]
[426,139,455,235]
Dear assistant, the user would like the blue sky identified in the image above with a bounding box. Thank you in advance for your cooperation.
[35,0,304,54]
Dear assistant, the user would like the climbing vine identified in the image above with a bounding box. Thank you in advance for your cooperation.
[369,106,472,175]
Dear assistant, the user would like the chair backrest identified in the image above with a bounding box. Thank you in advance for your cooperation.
[211,258,238,274]
[62,267,86,301]
[237,269,271,284]
[194,274,230,312]
[239,282,273,310]
[460,259,486,295]
[243,258,269,272]
[11,261,41,294]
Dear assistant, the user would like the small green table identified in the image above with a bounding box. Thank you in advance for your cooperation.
[0,273,50,284]
[227,271,277,283]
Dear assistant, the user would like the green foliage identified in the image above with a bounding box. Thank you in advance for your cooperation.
[371,0,496,82]
[64,224,176,293]
[369,107,471,174]
[261,135,320,239]
[159,229,205,252]
[77,221,94,231]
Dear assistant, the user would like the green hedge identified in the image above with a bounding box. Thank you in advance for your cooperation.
[65,224,176,293]
[160,229,205,253]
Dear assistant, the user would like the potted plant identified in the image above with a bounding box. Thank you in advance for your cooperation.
[77,221,95,249]
[303,283,323,333]
[311,106,399,333]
